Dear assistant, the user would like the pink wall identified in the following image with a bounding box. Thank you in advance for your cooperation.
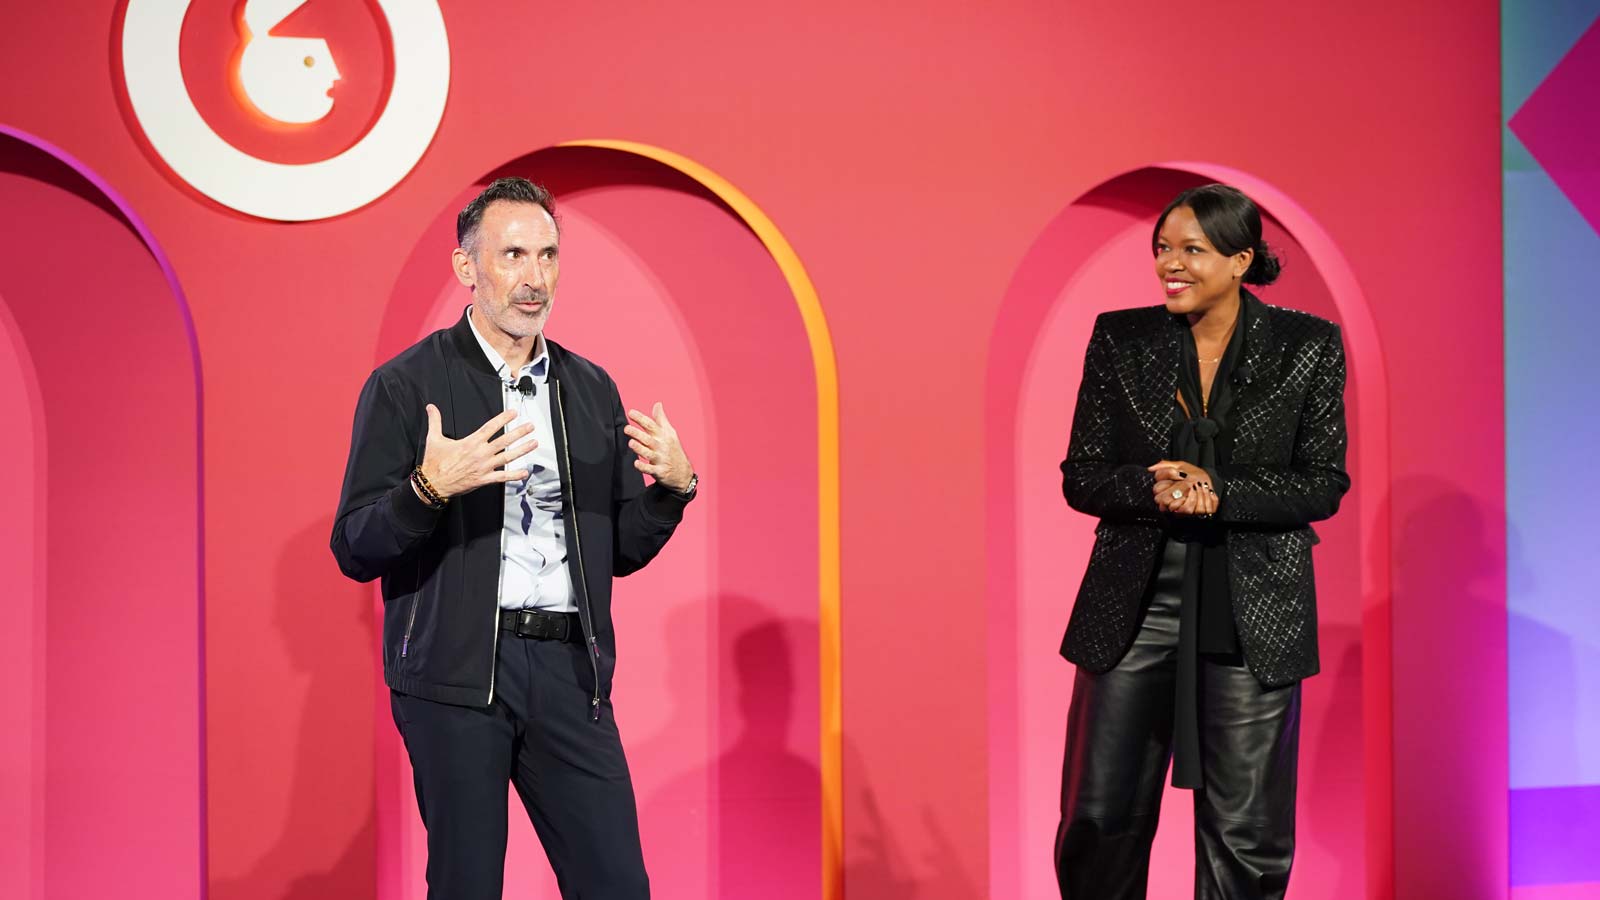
[0,129,204,899]
[0,290,44,900]
[0,1,1504,896]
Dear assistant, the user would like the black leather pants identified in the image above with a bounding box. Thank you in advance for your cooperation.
[1055,540,1301,900]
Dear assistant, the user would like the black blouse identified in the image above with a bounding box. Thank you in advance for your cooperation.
[1168,296,1246,655]
[1164,292,1249,789]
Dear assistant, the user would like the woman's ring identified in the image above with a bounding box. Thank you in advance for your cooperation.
[1171,489,1183,500]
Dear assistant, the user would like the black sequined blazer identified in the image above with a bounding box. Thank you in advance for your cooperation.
[1058,292,1350,687]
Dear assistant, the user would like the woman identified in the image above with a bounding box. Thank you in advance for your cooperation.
[1054,184,1349,900]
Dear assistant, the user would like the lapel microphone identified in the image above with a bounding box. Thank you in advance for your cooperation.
[514,375,536,396]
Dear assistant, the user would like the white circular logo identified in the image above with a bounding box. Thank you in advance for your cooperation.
[120,0,450,221]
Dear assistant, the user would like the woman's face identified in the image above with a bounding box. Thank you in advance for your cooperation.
[1153,206,1252,316]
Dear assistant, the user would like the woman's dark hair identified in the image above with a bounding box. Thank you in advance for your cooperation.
[1152,183,1281,286]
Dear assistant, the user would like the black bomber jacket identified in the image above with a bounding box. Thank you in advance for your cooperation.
[331,313,689,716]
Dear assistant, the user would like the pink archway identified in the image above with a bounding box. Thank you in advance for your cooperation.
[984,165,1392,900]
[369,145,834,899]
[0,125,205,899]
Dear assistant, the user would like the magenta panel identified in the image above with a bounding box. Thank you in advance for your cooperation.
[1510,16,1600,236]
[1513,885,1600,900]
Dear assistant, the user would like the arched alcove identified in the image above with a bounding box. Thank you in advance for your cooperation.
[372,144,839,900]
[0,126,204,898]
[984,165,1391,900]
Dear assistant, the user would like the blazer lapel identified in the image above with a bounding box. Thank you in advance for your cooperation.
[1228,291,1280,461]
[1125,309,1183,453]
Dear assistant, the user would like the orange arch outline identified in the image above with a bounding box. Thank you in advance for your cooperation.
[560,139,842,900]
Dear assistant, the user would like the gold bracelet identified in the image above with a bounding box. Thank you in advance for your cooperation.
[411,467,446,508]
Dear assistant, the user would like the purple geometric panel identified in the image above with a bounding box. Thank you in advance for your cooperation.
[1512,17,1600,237]
[1510,785,1600,885]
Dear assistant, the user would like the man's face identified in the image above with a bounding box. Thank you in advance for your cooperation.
[454,200,560,340]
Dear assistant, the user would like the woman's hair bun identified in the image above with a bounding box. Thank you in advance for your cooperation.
[1244,242,1281,286]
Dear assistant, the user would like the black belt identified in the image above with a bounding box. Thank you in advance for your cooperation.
[498,608,584,643]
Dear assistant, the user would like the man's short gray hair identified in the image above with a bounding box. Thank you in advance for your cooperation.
[456,177,558,255]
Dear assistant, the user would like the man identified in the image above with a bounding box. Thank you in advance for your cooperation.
[331,177,697,899]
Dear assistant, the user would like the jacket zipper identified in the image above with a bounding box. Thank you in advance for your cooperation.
[400,558,421,657]
[555,378,604,722]
[399,460,504,706]
[487,387,510,706]
[400,599,420,658]
[488,511,505,705]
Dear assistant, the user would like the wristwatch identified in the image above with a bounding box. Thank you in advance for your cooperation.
[673,473,699,501]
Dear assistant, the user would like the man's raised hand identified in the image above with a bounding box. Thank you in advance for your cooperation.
[420,405,535,499]
[623,402,694,493]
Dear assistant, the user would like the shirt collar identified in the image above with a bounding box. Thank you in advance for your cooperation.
[465,306,548,384]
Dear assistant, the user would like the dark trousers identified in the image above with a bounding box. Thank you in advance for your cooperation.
[390,633,649,900]
[1055,544,1301,900]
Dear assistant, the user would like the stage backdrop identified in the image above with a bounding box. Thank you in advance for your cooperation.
[0,2,1506,898]
[1503,3,1600,899]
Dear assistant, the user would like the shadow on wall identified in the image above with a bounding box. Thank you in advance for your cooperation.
[635,596,821,898]
[0,132,133,226]
[211,518,378,900]
[1384,477,1502,897]
[842,735,980,899]
[1300,625,1362,900]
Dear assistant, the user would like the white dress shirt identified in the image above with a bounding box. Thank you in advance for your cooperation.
[466,309,577,613]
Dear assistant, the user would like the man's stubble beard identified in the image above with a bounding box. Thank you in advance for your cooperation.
[477,295,549,341]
